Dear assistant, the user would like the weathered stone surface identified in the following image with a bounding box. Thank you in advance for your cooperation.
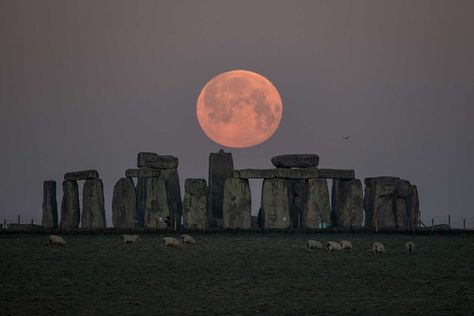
[137,152,178,169]
[135,177,147,227]
[223,178,252,229]
[331,179,363,228]
[60,180,80,230]
[81,178,106,229]
[64,170,98,181]
[233,168,354,180]
[271,154,319,168]
[304,178,331,229]
[126,168,161,178]
[183,179,208,230]
[208,149,234,226]
[318,169,354,180]
[234,168,318,179]
[144,177,170,229]
[160,168,183,229]
[364,177,418,230]
[288,179,307,228]
[112,177,137,228]
[42,180,58,228]
[261,178,290,229]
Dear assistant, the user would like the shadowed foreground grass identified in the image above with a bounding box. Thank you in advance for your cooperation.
[1,233,473,315]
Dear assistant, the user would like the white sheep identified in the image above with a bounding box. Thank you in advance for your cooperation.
[372,242,385,254]
[122,234,139,244]
[163,237,181,247]
[405,241,416,253]
[327,241,343,253]
[48,235,66,246]
[306,240,323,250]
[181,234,196,244]
[339,240,353,251]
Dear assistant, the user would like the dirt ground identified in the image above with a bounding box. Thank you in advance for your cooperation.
[1,232,473,315]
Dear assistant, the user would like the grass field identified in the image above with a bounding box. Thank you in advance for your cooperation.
[1,232,473,315]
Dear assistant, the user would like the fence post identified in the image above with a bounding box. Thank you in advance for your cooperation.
[448,215,451,230]
[431,218,434,231]
[31,219,34,226]
[3,219,5,229]
[464,219,466,231]
[18,215,20,226]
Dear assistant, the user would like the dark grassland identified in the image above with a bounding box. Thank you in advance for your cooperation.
[1,233,473,315]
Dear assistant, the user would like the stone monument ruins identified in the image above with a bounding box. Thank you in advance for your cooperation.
[42,150,419,231]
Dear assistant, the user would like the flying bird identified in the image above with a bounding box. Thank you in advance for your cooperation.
[342,136,350,140]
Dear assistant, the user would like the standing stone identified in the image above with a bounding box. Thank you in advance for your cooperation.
[261,178,290,229]
[82,178,106,229]
[42,180,58,228]
[144,177,170,229]
[364,177,418,230]
[160,168,183,228]
[304,178,331,229]
[288,179,307,228]
[409,185,419,230]
[223,178,252,229]
[183,178,208,230]
[331,179,363,229]
[136,177,147,227]
[112,177,137,228]
[208,149,234,227]
[60,180,80,230]
[64,170,99,181]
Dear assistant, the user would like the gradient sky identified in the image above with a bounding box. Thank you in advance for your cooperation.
[1,0,473,226]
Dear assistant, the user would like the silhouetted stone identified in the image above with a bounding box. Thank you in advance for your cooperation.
[332,179,363,229]
[234,168,318,179]
[81,178,106,229]
[317,169,354,180]
[208,149,234,227]
[271,154,319,168]
[233,168,354,180]
[223,178,252,229]
[183,178,208,230]
[160,168,182,229]
[112,177,137,228]
[60,180,80,230]
[261,178,290,229]
[304,178,331,229]
[144,177,170,229]
[64,170,99,181]
[126,168,161,178]
[42,180,58,228]
[364,177,418,230]
[137,152,178,169]
[135,177,147,227]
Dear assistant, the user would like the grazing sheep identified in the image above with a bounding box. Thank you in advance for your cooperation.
[122,234,139,244]
[307,240,324,250]
[48,235,66,246]
[327,241,343,253]
[405,241,416,253]
[339,240,353,251]
[181,234,196,244]
[372,242,385,255]
[163,237,181,247]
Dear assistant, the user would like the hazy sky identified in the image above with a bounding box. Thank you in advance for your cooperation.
[1,0,473,226]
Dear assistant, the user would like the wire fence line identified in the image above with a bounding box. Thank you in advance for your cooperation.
[1,214,473,230]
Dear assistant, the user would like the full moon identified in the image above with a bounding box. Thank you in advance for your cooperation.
[196,70,283,148]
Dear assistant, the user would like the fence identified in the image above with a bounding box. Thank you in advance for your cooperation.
[420,215,474,230]
[1,215,42,229]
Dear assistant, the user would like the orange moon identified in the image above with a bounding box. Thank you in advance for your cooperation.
[196,70,283,148]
